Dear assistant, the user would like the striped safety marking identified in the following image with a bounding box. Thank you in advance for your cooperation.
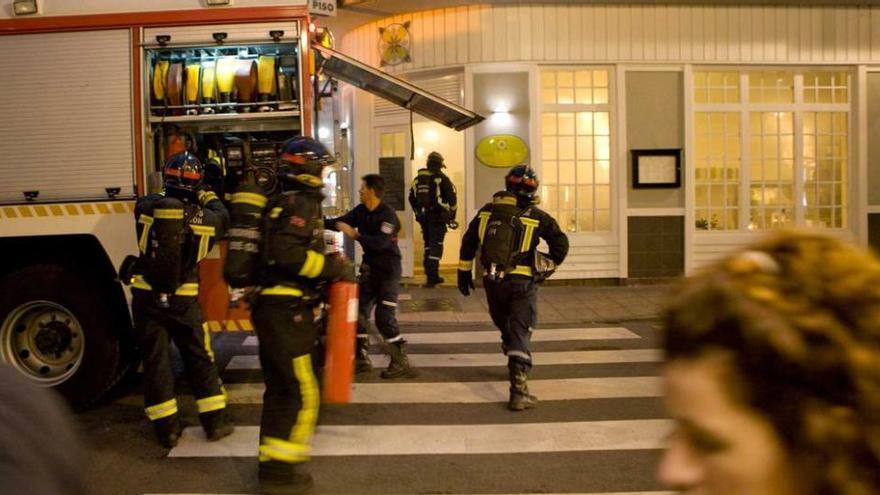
[0,201,135,219]
[204,320,254,333]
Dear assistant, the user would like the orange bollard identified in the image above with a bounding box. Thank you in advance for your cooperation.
[322,280,359,403]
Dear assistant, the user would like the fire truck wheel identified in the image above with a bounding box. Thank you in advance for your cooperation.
[0,264,123,410]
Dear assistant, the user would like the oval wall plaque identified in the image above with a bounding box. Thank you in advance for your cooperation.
[475,134,529,168]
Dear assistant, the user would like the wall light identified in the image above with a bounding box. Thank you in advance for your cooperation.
[13,0,39,15]
[204,0,232,6]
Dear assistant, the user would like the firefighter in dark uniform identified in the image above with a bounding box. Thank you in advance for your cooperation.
[325,174,415,379]
[457,165,569,411]
[409,151,457,287]
[250,136,355,495]
[129,151,233,447]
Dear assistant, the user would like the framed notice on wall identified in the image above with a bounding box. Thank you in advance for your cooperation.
[631,149,682,189]
[378,156,406,211]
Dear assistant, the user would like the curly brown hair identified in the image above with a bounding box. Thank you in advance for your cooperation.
[662,230,880,495]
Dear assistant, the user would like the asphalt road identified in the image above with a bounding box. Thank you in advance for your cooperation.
[76,320,672,495]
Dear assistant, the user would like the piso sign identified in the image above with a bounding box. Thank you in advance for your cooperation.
[309,0,337,17]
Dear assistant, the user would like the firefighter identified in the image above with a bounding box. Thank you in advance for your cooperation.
[409,151,457,287]
[325,174,415,379]
[251,136,355,495]
[129,151,233,448]
[457,165,569,411]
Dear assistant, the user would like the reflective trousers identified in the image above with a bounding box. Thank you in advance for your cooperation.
[483,277,538,370]
[418,218,447,282]
[357,263,402,343]
[132,293,226,423]
[251,296,320,470]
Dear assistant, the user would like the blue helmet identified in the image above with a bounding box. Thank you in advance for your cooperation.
[163,151,203,195]
[505,165,539,200]
[277,136,334,189]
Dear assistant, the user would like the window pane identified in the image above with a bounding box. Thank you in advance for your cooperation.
[576,137,594,159]
[576,112,594,135]
[595,161,610,184]
[575,87,593,104]
[542,114,557,135]
[558,87,574,104]
[558,113,575,135]
[559,210,576,233]
[594,113,610,135]
[559,161,576,184]
[543,137,558,160]
[595,136,611,160]
[541,185,558,211]
[595,185,610,209]
[559,137,575,160]
[560,186,576,209]
[575,70,592,87]
[543,161,558,184]
[577,185,593,209]
[577,161,594,183]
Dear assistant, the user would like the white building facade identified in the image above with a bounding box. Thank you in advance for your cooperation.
[339,3,880,280]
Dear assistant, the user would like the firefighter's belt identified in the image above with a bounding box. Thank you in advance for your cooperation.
[166,62,184,107]
[185,64,201,105]
[131,275,199,296]
[201,60,217,100]
[235,59,258,104]
[483,265,533,280]
[257,55,276,96]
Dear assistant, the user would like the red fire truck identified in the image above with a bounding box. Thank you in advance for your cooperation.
[0,3,483,408]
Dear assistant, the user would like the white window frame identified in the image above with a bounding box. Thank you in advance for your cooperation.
[536,65,617,240]
[691,67,853,233]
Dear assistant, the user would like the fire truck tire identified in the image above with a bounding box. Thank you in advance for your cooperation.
[0,264,124,410]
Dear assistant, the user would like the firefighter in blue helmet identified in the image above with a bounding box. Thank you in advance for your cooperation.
[457,165,569,411]
[409,151,457,286]
[250,136,355,495]
[129,151,233,447]
[325,174,415,379]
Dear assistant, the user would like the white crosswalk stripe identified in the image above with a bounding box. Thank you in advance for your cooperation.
[227,348,662,370]
[221,376,662,404]
[240,327,640,346]
[151,323,670,493]
[169,420,673,457]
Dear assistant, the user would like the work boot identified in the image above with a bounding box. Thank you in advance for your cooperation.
[259,461,314,495]
[200,409,234,442]
[153,415,183,448]
[381,340,417,379]
[355,336,372,374]
[507,363,538,411]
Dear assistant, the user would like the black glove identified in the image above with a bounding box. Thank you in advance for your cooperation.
[457,269,474,296]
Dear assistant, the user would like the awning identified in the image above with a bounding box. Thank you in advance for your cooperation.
[313,44,485,131]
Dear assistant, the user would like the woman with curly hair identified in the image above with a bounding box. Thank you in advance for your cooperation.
[658,230,880,495]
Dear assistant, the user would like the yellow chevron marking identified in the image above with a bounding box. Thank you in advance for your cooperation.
[224,320,239,331]
[97,204,111,214]
[81,204,95,215]
[238,319,253,331]
[207,321,222,332]
[17,206,33,218]
[128,202,136,213]
[3,207,17,218]
[34,206,48,217]
[64,205,79,215]
[50,205,63,216]
[113,203,127,214]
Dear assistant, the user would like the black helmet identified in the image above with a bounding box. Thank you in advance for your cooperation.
[426,151,445,170]
[163,151,203,197]
[505,165,539,200]
[277,136,335,190]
